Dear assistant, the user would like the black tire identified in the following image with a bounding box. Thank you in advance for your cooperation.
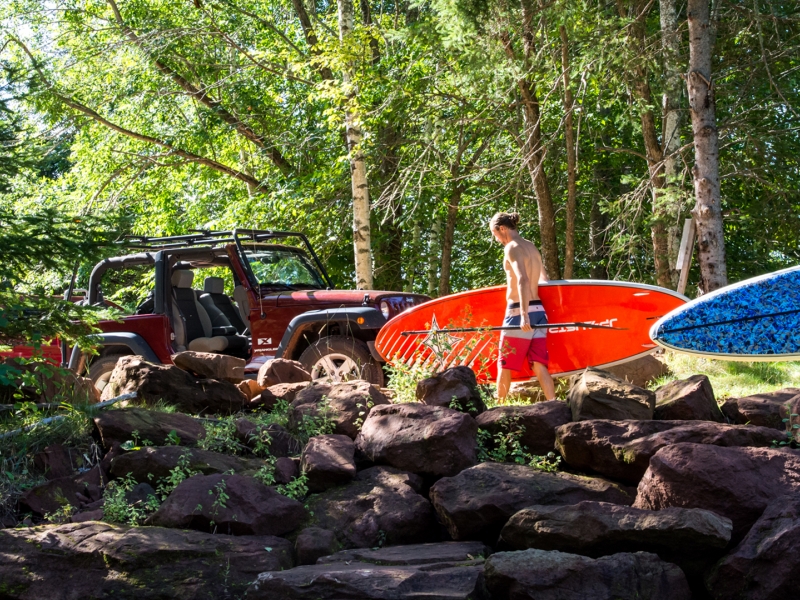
[298,336,384,387]
[87,354,126,394]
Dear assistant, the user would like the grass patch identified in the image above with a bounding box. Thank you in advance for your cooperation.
[652,352,800,400]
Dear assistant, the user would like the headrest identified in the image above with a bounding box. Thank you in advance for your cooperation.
[171,270,194,288]
[204,277,225,295]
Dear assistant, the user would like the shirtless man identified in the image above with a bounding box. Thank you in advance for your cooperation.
[490,212,556,402]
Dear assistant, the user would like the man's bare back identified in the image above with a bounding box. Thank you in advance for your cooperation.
[503,238,548,303]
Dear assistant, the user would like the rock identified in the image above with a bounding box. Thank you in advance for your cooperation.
[100,356,248,415]
[720,387,800,431]
[498,501,731,576]
[93,407,206,450]
[19,468,107,516]
[237,378,264,400]
[33,444,78,480]
[416,366,487,416]
[172,351,246,382]
[258,358,312,388]
[269,381,311,403]
[233,419,303,457]
[634,443,800,541]
[603,354,670,388]
[275,457,299,484]
[475,401,572,456]
[109,446,267,484]
[303,466,437,549]
[70,508,104,523]
[301,435,356,493]
[356,404,478,478]
[248,561,487,600]
[429,462,634,542]
[0,521,293,599]
[1,357,99,404]
[147,473,307,536]
[568,368,655,421]
[555,419,779,484]
[706,494,800,600]
[295,527,339,565]
[654,374,723,421]
[318,541,491,565]
[484,548,690,600]
[290,380,391,439]
[253,387,279,410]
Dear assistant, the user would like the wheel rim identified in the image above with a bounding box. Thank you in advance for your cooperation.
[310,353,361,383]
[94,370,113,393]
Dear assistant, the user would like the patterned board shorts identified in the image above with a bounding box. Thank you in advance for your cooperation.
[499,300,549,371]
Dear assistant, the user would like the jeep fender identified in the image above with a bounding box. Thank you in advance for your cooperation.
[68,332,162,371]
[275,307,387,361]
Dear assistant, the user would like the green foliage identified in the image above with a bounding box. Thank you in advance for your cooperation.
[155,452,199,501]
[476,416,561,472]
[103,473,160,525]
[276,472,309,501]
[295,400,336,445]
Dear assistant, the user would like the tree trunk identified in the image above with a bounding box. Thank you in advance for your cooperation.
[404,220,422,293]
[338,0,373,289]
[502,6,561,279]
[687,0,727,292]
[427,217,441,297]
[439,186,463,297]
[560,25,577,279]
[660,0,685,287]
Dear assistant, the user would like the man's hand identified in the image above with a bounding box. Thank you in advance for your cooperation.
[520,314,532,332]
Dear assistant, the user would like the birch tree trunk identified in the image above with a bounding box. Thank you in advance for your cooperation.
[687,0,727,292]
[560,25,577,279]
[338,0,373,289]
[660,0,685,287]
[427,218,441,297]
[439,185,462,298]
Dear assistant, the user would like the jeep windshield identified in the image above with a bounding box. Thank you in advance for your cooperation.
[243,247,326,290]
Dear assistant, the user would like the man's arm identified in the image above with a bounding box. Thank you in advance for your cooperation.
[507,245,532,332]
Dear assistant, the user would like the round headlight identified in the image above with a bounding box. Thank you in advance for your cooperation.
[380,300,390,319]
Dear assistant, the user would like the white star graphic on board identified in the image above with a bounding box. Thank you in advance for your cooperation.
[421,314,462,357]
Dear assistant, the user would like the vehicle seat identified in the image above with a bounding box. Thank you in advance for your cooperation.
[200,277,247,333]
[171,270,247,354]
[233,285,252,330]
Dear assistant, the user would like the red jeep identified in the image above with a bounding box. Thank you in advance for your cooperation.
[3,230,429,391]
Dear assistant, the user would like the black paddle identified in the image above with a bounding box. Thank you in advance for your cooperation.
[400,322,627,335]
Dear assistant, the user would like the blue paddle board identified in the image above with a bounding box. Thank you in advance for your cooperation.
[650,265,800,360]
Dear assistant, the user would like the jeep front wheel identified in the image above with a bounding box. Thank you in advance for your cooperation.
[87,354,126,393]
[298,336,384,387]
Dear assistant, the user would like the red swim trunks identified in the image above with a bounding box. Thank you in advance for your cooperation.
[498,300,549,372]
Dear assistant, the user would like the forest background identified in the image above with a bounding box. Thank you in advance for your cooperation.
[1,0,799,312]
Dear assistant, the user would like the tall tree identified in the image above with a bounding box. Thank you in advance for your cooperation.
[338,0,373,289]
[559,24,577,279]
[687,0,727,291]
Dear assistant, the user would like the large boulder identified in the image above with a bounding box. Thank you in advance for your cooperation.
[0,521,293,600]
[706,495,800,600]
[34,444,79,480]
[233,419,303,457]
[295,527,339,565]
[93,407,206,450]
[356,404,478,477]
[302,466,437,549]
[654,375,723,421]
[429,462,634,542]
[498,501,731,577]
[290,380,390,439]
[257,358,312,388]
[100,356,248,414]
[604,354,670,388]
[555,419,779,484]
[19,467,105,516]
[237,379,264,400]
[146,473,307,536]
[318,541,491,566]
[269,381,311,403]
[108,446,268,484]
[634,443,800,541]
[567,368,655,421]
[301,434,357,493]
[416,366,486,416]
[721,387,800,431]
[247,560,486,600]
[172,351,245,383]
[484,548,690,600]
[475,401,571,456]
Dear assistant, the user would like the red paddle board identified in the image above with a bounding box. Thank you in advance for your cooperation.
[375,281,687,382]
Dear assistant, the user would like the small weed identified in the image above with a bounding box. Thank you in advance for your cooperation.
[155,451,199,500]
[277,472,308,501]
[164,430,181,446]
[103,473,160,525]
[295,400,335,444]
[253,458,278,486]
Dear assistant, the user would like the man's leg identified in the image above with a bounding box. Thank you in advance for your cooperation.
[496,367,513,403]
[532,362,556,401]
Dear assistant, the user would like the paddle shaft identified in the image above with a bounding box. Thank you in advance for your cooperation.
[400,322,625,336]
